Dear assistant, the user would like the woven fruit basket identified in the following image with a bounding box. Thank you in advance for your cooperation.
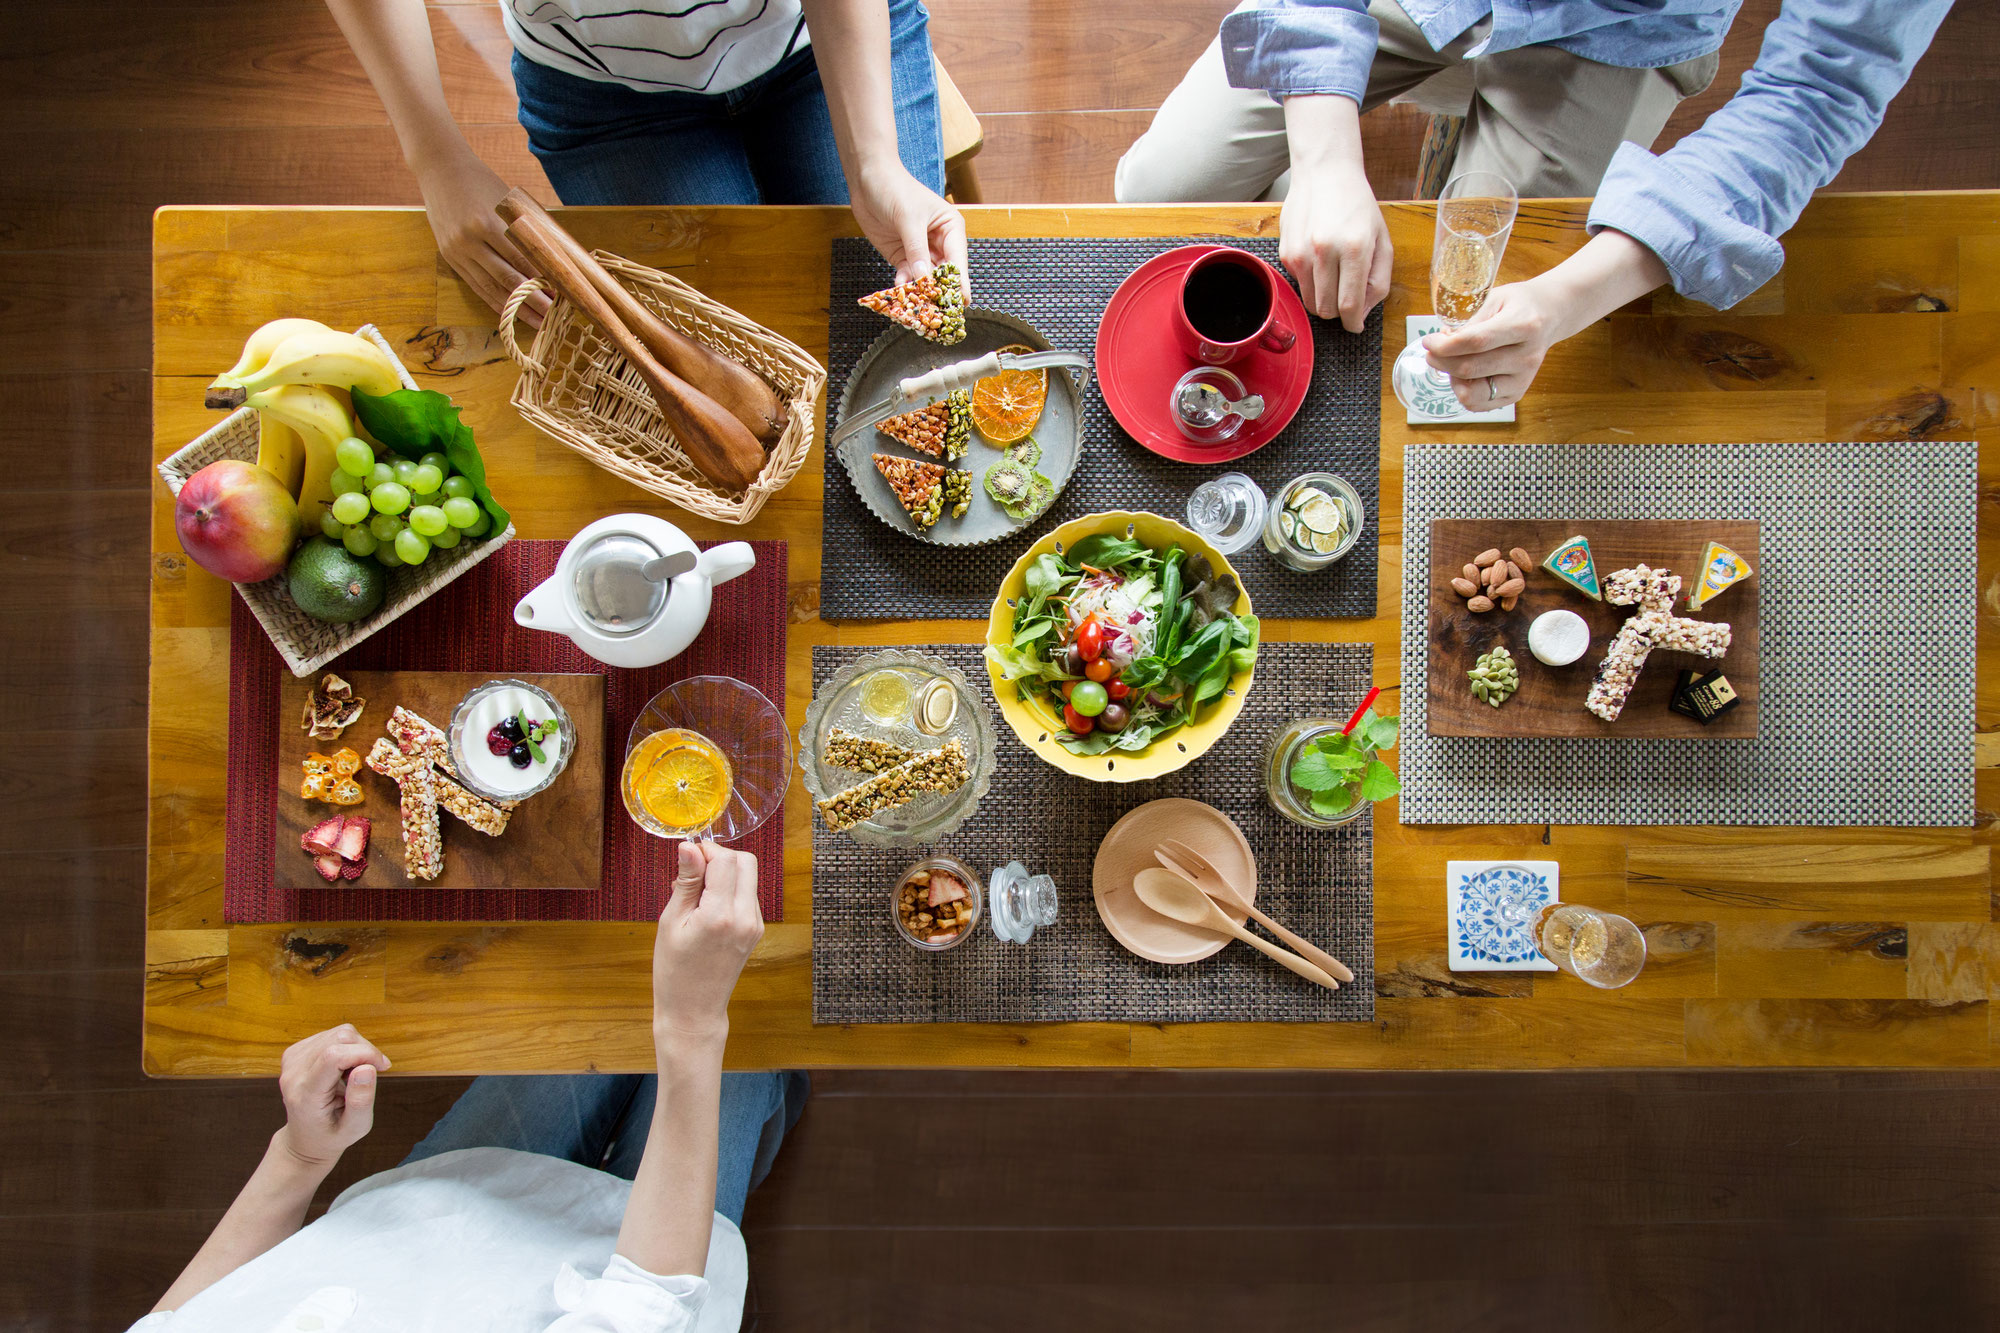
[156,325,516,678]
[500,253,824,525]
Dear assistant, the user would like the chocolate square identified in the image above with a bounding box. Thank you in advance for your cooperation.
[1675,671,1741,725]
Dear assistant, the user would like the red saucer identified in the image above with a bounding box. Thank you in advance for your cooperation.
[1095,245,1315,464]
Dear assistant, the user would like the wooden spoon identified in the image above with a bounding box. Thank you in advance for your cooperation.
[1132,869,1338,990]
[1156,838,1356,984]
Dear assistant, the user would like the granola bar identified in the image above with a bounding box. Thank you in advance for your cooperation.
[396,762,444,881]
[1585,610,1667,722]
[873,453,949,530]
[388,705,452,769]
[857,262,967,345]
[822,727,917,773]
[366,736,426,780]
[432,771,511,836]
[1603,564,1682,611]
[1655,615,1731,658]
[816,739,971,831]
[877,390,971,461]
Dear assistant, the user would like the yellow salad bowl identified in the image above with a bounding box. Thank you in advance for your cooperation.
[984,510,1257,783]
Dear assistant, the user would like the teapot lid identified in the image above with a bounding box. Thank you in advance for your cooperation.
[572,532,666,635]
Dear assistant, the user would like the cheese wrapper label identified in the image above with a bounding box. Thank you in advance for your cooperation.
[1540,535,1603,601]
[1688,540,1753,611]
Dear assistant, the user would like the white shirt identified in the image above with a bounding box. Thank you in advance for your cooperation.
[503,0,812,95]
[129,1147,747,1333]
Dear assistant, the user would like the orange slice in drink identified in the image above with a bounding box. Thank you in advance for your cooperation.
[970,343,1047,444]
[628,729,733,833]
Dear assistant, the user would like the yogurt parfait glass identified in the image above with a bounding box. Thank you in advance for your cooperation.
[448,678,575,805]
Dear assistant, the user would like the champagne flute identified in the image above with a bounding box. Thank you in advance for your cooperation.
[1392,171,1519,417]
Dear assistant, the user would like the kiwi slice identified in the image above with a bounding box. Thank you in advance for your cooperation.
[983,455,1032,506]
[1003,436,1042,468]
[1004,470,1055,521]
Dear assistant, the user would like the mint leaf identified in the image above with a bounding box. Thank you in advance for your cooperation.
[1358,757,1401,802]
[1289,748,1345,792]
[1309,786,1357,816]
[526,735,547,765]
[351,386,510,534]
[1362,713,1401,753]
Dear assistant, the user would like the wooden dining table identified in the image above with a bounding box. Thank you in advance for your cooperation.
[147,196,1997,1076]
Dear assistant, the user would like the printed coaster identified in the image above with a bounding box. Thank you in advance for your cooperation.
[1403,316,1516,425]
[1447,859,1558,971]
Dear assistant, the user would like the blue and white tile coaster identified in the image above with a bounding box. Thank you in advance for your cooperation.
[1447,860,1558,971]
[1404,316,1517,425]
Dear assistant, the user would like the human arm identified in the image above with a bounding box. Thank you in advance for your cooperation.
[1217,2,1387,331]
[799,0,967,285]
[322,0,547,322]
[613,841,764,1277]
[150,1026,391,1313]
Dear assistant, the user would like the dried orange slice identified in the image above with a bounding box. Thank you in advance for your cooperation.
[970,344,1047,444]
[630,730,733,833]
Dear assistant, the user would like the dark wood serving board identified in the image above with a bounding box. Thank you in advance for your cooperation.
[1425,520,1759,739]
[274,670,606,889]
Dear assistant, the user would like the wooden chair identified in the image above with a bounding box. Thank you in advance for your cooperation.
[934,58,984,204]
[1416,114,1466,199]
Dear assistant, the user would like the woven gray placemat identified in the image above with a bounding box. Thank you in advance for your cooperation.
[811,642,1376,1023]
[823,236,1381,621]
[1399,441,1976,826]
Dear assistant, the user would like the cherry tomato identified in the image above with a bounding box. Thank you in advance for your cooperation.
[1084,658,1115,683]
[1059,679,1076,700]
[1097,702,1131,733]
[1077,619,1105,662]
[1069,680,1109,717]
[1062,703,1094,735]
[1106,679,1130,701]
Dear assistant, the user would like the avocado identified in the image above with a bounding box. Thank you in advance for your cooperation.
[288,537,385,624]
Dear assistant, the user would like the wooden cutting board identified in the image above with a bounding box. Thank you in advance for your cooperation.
[273,670,607,889]
[1425,520,1759,739]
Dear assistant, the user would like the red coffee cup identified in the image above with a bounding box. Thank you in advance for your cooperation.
[1175,247,1297,365]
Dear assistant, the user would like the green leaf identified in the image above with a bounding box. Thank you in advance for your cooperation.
[1012,617,1055,648]
[1289,748,1345,792]
[1357,757,1401,802]
[1309,786,1357,816]
[1068,533,1151,569]
[1361,712,1401,753]
[351,387,511,533]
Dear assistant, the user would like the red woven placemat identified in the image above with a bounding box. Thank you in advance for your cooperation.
[224,539,787,923]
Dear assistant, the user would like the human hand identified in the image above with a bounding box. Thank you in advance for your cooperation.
[653,841,764,1045]
[273,1024,391,1169]
[1279,159,1392,333]
[1417,278,1568,411]
[849,162,970,292]
[415,149,550,326]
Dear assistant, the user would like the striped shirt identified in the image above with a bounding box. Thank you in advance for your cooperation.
[502,0,811,95]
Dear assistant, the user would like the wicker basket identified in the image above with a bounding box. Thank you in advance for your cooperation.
[499,252,824,525]
[156,325,516,678]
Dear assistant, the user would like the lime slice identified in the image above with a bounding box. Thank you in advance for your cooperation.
[1277,511,1297,542]
[1298,498,1342,535]
[1287,486,1326,512]
[1310,529,1340,555]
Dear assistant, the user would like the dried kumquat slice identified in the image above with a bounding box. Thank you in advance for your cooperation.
[330,747,363,776]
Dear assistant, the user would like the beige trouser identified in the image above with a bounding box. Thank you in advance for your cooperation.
[1115,0,1719,202]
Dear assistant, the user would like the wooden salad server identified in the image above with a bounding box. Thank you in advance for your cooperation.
[1155,838,1356,984]
[1132,869,1339,990]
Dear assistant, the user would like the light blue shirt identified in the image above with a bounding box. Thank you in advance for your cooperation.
[1221,0,1957,308]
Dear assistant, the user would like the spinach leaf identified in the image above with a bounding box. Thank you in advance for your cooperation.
[1068,533,1150,569]
[351,387,510,532]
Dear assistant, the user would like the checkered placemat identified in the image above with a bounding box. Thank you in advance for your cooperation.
[1398,442,1977,826]
[810,642,1377,1023]
[823,236,1382,621]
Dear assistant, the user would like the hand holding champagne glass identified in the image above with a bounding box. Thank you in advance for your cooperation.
[1393,172,1519,416]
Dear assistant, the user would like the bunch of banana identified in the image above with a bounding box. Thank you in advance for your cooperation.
[208,318,406,519]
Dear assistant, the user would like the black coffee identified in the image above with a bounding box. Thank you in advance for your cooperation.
[1183,259,1268,344]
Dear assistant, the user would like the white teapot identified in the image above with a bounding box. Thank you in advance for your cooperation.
[513,514,755,669]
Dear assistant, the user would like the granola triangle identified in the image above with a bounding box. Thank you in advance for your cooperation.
[877,390,971,461]
[873,453,948,530]
[858,262,967,345]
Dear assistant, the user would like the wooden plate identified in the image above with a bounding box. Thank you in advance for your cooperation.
[275,669,606,889]
[1425,520,1760,738]
[1092,798,1256,964]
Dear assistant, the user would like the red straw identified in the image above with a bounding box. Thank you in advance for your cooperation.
[1341,686,1382,735]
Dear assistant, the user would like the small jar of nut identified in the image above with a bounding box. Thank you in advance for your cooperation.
[892,856,983,950]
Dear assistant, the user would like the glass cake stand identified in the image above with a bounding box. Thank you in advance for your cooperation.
[800,649,997,847]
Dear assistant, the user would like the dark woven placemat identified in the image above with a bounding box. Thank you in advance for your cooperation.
[824,236,1382,620]
[811,642,1376,1023]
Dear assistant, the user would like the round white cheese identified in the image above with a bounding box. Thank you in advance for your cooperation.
[1529,609,1590,666]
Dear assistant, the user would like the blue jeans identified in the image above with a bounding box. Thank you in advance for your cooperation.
[402,1071,809,1227]
[512,0,945,205]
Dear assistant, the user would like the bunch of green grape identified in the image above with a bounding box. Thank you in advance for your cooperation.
[320,436,493,569]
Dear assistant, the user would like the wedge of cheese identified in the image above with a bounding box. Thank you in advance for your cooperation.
[1687,540,1753,611]
[1540,535,1602,601]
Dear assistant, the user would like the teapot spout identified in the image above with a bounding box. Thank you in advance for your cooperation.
[514,575,577,635]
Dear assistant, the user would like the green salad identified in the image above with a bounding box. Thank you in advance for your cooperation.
[986,532,1259,756]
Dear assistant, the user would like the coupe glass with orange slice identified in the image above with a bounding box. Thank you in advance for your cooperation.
[622,676,791,841]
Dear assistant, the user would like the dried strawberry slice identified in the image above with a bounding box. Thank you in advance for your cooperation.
[312,852,345,882]
[338,855,366,881]
[335,816,371,862]
[301,818,344,857]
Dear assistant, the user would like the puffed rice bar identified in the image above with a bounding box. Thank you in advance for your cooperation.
[433,772,511,836]
[1603,564,1682,611]
[1585,611,1667,722]
[1656,616,1731,657]
[388,705,519,810]
[817,740,971,831]
[396,762,445,881]
[822,728,917,773]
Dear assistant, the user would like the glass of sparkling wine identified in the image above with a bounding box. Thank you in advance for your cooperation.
[1530,904,1647,989]
[1392,171,1519,415]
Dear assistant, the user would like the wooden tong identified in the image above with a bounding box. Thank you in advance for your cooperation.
[495,190,782,493]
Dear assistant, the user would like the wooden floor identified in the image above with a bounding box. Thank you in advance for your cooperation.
[5,1,1998,1326]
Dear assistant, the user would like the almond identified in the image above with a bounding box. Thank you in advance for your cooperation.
[1509,547,1534,570]
[1467,595,1495,612]
[1462,562,1480,583]
[1500,595,1519,611]
[1495,576,1525,598]
[1451,577,1478,597]
[1504,561,1521,582]
[1484,563,1504,589]
[1473,548,1502,567]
